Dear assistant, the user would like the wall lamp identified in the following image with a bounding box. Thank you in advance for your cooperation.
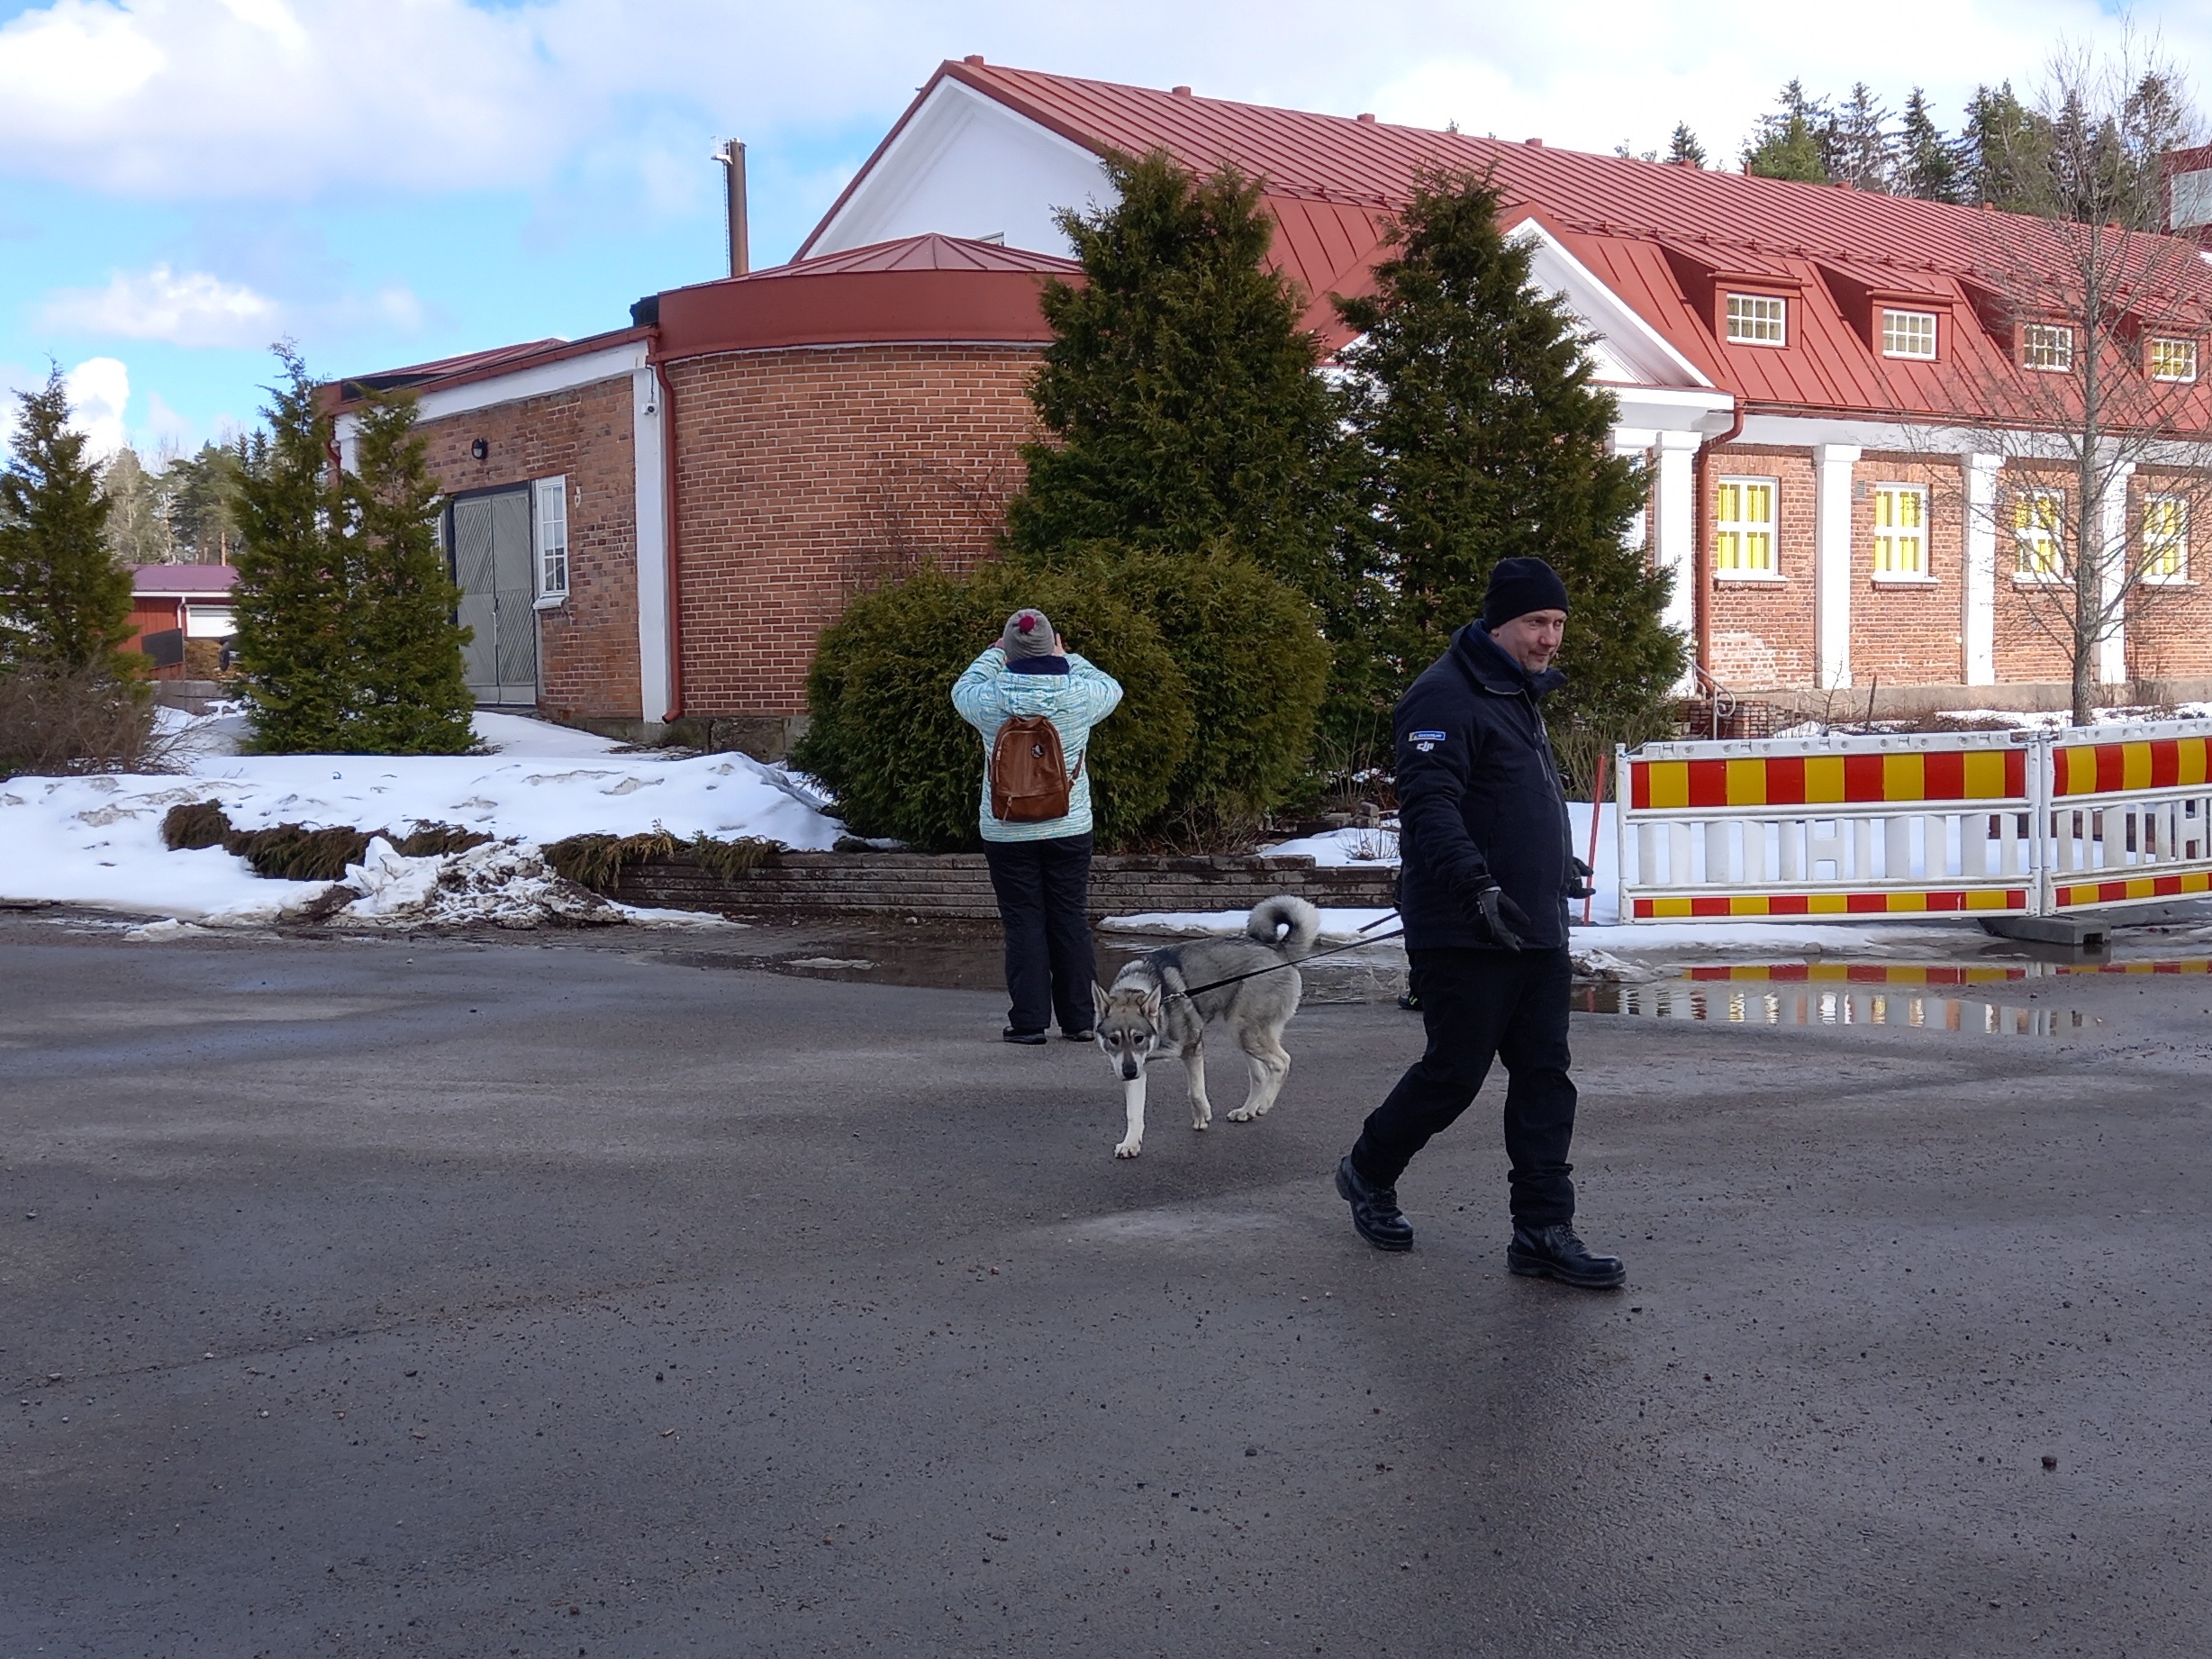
[470,439,489,461]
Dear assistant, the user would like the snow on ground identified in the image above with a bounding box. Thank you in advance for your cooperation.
[1263,802,1622,922]
[3,709,842,924]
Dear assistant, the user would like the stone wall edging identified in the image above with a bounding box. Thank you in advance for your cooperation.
[609,850,1397,922]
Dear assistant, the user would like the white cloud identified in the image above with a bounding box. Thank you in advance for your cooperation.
[4,0,2205,204]
[63,355,129,459]
[39,265,282,349]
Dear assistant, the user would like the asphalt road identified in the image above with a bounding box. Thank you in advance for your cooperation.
[4,916,2208,1657]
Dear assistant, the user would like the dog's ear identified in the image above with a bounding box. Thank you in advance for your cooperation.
[1140,984,1164,1021]
[1092,981,1110,1020]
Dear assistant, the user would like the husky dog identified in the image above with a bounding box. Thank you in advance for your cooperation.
[1092,895,1322,1159]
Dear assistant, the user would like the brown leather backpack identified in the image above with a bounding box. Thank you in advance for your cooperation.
[990,715,1083,823]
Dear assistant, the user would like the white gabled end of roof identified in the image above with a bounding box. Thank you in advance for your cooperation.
[1504,217,1714,391]
[807,76,1111,259]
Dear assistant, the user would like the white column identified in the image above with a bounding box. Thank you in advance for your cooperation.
[1814,444,1862,690]
[2096,461,2136,686]
[1962,453,2001,686]
[632,366,672,725]
[1653,431,1701,691]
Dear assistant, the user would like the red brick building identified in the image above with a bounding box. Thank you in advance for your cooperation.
[339,58,2212,748]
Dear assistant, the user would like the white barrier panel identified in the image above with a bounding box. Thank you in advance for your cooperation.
[1614,730,2041,920]
[1615,719,2212,924]
[2041,720,2212,912]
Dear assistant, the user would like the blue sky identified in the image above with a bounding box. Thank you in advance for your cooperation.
[1,0,2198,460]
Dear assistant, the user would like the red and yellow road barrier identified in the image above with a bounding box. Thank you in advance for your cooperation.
[1630,748,2026,811]
[1629,887,2028,920]
[2051,735,2212,797]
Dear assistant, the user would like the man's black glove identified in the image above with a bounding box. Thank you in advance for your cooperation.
[1566,857,1595,900]
[1473,882,1532,951]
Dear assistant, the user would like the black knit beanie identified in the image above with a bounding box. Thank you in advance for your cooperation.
[1482,558,1571,629]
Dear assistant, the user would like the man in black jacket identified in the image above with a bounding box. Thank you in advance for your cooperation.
[1333,557,1626,1288]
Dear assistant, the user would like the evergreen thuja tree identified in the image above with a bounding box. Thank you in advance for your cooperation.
[0,368,136,675]
[341,388,472,754]
[1336,168,1683,777]
[1004,149,1352,597]
[234,347,351,753]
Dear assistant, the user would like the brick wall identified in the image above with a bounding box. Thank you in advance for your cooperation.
[610,850,1397,922]
[417,376,642,721]
[1706,445,1816,688]
[2125,471,2212,684]
[1848,452,1966,686]
[666,342,1042,720]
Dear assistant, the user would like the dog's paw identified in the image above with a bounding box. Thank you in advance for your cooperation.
[1113,1138,1142,1159]
[1227,1105,1259,1122]
[1191,1107,1210,1131]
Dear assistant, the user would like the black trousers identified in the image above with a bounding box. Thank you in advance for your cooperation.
[981,834,1096,1036]
[1353,945,1578,1227]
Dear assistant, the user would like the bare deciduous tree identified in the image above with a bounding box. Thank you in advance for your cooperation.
[1941,41,2212,723]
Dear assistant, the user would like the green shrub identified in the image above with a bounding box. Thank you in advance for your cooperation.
[225,823,372,881]
[1105,549,1332,841]
[795,563,1192,851]
[162,800,235,850]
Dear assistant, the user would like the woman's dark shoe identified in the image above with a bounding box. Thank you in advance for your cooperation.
[1506,1223,1626,1288]
[1001,1028,1048,1046]
[1335,1156,1413,1252]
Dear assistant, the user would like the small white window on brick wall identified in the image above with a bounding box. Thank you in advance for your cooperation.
[1725,293,1787,346]
[2021,322,2073,372]
[2014,489,2065,579]
[533,476,569,602]
[1881,309,1937,359]
[1713,477,1779,576]
[1871,484,1928,578]
[2144,494,2189,582]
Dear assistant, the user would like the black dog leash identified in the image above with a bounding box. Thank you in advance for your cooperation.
[1164,917,1405,1002]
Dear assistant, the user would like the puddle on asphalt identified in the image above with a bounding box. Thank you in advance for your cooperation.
[1573,979,2099,1034]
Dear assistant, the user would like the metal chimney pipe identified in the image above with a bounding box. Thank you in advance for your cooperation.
[713,140,749,276]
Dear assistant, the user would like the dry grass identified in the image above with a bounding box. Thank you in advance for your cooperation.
[159,802,493,879]
[0,665,172,777]
[542,829,780,893]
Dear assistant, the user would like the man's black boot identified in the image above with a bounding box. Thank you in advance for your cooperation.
[1507,1222,1626,1289]
[1336,1156,1413,1252]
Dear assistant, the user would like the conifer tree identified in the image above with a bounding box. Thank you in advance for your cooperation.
[233,347,352,752]
[1961,83,2053,212]
[0,368,136,675]
[1335,170,1683,767]
[340,389,472,754]
[1745,114,1829,183]
[1896,89,1963,202]
[1003,149,1352,598]
[1665,123,1706,167]
[1831,83,1894,190]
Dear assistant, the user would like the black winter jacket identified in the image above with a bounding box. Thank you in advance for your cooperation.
[1392,623,1575,951]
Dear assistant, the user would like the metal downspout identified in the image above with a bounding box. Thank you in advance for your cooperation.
[648,341,684,725]
[1691,400,1745,677]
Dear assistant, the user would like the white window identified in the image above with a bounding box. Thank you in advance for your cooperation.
[1871,484,1928,577]
[533,476,569,600]
[2021,323,2073,372]
[2149,337,2198,383]
[1881,309,1938,359]
[1726,293,1788,346]
[2014,489,2065,579]
[2144,494,2189,582]
[1713,476,1779,576]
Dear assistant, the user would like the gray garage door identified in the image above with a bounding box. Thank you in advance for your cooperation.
[450,489,538,705]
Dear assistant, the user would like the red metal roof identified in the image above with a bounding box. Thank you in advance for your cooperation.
[653,233,1074,360]
[748,232,1081,278]
[875,60,2212,424]
[131,564,238,596]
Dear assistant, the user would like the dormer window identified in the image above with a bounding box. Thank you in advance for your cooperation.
[2022,323,2073,372]
[1726,293,1788,346]
[2149,336,2198,382]
[1881,308,1938,359]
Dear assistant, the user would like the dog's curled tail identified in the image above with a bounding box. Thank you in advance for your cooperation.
[1247,894,1322,961]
